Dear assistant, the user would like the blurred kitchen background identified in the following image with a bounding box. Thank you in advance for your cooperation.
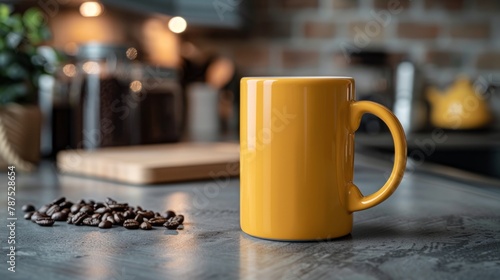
[1,0,499,178]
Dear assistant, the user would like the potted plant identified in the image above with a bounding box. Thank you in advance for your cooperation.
[0,5,54,171]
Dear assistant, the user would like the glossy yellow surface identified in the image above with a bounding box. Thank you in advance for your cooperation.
[426,76,492,130]
[240,77,407,241]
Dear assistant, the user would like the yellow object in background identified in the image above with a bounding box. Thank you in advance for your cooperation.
[240,77,407,241]
[427,77,492,130]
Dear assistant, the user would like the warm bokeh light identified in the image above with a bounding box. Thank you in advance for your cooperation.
[62,64,76,77]
[206,57,235,89]
[129,80,142,92]
[142,18,180,67]
[168,16,187,33]
[82,61,100,74]
[126,47,138,60]
[80,2,103,17]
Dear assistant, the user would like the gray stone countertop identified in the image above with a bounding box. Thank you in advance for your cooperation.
[0,154,499,280]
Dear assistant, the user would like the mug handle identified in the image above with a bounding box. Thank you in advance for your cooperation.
[347,101,407,212]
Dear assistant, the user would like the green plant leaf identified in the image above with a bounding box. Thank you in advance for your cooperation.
[6,32,23,49]
[0,4,11,21]
[7,14,24,33]
[0,51,14,67]
[39,26,51,41]
[6,62,29,80]
[31,54,47,66]
[21,45,36,57]
[27,29,42,45]
[23,8,44,30]
[27,27,50,44]
[0,5,56,105]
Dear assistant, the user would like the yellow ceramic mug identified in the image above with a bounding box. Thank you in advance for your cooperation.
[240,77,407,241]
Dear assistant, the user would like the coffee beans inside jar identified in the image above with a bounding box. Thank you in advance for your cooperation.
[23,197,185,231]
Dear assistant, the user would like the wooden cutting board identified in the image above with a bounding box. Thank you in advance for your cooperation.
[57,142,240,184]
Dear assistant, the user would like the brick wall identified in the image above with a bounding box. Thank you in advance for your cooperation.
[191,0,500,86]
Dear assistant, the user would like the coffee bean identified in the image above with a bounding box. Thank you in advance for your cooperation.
[171,215,184,224]
[83,217,100,226]
[24,212,34,220]
[164,210,176,219]
[164,221,180,230]
[46,205,60,216]
[26,196,184,234]
[52,197,65,205]
[89,218,100,226]
[123,219,139,229]
[70,204,82,214]
[94,203,105,209]
[138,210,154,219]
[22,204,36,212]
[123,210,135,219]
[31,212,47,223]
[101,213,111,221]
[113,213,125,225]
[82,217,92,225]
[95,207,110,214]
[140,221,152,230]
[79,205,94,215]
[99,220,113,229]
[177,215,184,224]
[134,214,144,223]
[148,217,167,226]
[105,197,117,205]
[38,204,51,214]
[72,212,88,225]
[109,204,127,212]
[52,211,68,221]
[36,217,55,226]
[59,201,73,209]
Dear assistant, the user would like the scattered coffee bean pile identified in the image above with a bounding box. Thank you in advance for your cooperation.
[23,197,185,230]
